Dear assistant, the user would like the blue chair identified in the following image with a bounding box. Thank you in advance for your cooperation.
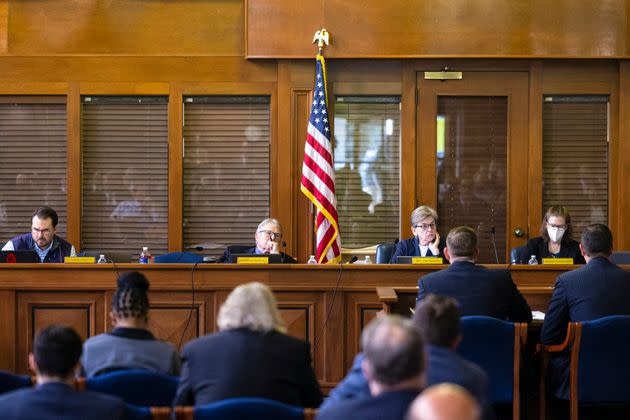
[457,316,527,420]
[510,245,528,264]
[540,316,630,420]
[610,251,630,265]
[0,371,32,394]
[175,398,314,420]
[154,252,204,263]
[86,370,178,407]
[375,243,396,264]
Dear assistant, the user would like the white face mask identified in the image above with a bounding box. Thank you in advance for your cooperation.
[547,226,565,243]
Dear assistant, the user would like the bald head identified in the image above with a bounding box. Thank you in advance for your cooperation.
[407,384,480,420]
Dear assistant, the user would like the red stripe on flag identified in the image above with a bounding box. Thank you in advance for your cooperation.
[301,177,339,222]
[303,154,336,193]
[306,131,332,163]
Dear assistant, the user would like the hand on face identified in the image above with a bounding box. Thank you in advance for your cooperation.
[255,225,282,254]
[412,217,439,247]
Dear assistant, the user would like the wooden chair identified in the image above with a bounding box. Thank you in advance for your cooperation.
[174,398,317,420]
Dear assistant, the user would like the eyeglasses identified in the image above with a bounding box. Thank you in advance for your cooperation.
[548,223,567,230]
[413,223,436,231]
[258,230,282,240]
[32,227,52,236]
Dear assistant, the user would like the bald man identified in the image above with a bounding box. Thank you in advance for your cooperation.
[407,384,480,420]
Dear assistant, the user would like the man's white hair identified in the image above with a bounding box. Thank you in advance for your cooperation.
[257,218,282,233]
[217,282,286,333]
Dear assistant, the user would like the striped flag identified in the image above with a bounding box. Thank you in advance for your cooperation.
[300,54,342,264]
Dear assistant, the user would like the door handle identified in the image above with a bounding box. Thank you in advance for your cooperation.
[513,228,525,238]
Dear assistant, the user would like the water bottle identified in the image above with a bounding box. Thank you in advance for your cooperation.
[97,254,107,264]
[307,255,317,264]
[364,255,373,264]
[139,247,151,264]
[527,255,538,265]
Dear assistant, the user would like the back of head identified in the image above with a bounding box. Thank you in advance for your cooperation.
[32,206,59,227]
[361,315,424,386]
[445,226,477,259]
[217,282,285,333]
[411,206,438,226]
[413,294,460,347]
[33,325,82,378]
[407,383,480,420]
[581,223,613,258]
[112,271,150,321]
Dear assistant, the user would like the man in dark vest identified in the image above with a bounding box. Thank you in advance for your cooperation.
[2,206,75,263]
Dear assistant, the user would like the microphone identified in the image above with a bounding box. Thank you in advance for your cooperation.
[490,226,499,264]
[346,255,358,264]
[192,246,204,252]
[280,241,287,263]
[394,238,400,245]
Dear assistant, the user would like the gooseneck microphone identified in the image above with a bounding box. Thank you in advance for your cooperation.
[281,241,287,263]
[490,226,499,264]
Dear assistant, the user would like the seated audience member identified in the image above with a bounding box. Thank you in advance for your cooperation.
[82,271,180,377]
[417,226,532,322]
[317,315,424,420]
[407,383,481,420]
[322,296,492,419]
[173,282,322,407]
[541,224,630,400]
[524,205,585,264]
[0,325,127,420]
[2,206,76,263]
[389,206,446,263]
[221,218,297,263]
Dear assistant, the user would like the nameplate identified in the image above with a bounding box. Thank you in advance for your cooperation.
[236,257,270,264]
[542,258,574,265]
[411,257,443,265]
[64,256,96,264]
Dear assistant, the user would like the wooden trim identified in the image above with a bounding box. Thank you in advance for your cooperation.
[400,61,416,235]
[66,83,81,251]
[0,291,15,371]
[168,83,183,252]
[617,62,630,250]
[150,407,172,420]
[513,323,528,420]
[569,322,583,420]
[528,61,543,239]
[277,62,295,257]
[304,408,318,420]
[0,0,7,53]
[174,406,194,420]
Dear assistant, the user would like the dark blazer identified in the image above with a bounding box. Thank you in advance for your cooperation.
[221,246,297,263]
[321,347,493,420]
[525,236,585,265]
[540,257,630,399]
[10,233,74,263]
[316,389,419,420]
[389,236,447,264]
[417,261,532,322]
[0,382,127,420]
[173,328,322,407]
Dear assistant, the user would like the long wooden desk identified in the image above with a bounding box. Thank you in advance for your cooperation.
[0,263,597,391]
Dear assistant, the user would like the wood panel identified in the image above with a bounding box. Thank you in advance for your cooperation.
[618,63,630,250]
[344,291,382,374]
[247,0,627,58]
[0,290,15,371]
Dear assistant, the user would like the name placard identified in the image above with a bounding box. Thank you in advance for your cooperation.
[64,256,96,264]
[236,257,270,264]
[542,258,574,265]
[411,257,443,265]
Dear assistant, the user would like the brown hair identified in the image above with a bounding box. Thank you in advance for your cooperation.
[540,205,573,243]
[445,226,477,258]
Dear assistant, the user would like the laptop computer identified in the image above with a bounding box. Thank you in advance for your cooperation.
[230,253,284,264]
[396,255,444,264]
[0,250,40,263]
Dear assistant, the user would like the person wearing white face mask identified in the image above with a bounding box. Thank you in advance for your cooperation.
[524,205,585,264]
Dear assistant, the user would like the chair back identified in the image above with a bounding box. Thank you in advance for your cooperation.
[610,251,630,265]
[510,246,528,264]
[154,252,204,264]
[190,397,305,420]
[457,316,526,407]
[375,243,396,264]
[86,369,178,407]
[574,315,630,402]
[0,371,32,394]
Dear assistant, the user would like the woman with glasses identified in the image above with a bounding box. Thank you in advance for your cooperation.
[389,205,447,263]
[525,205,585,264]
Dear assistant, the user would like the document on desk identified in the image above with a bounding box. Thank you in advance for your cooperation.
[532,311,545,320]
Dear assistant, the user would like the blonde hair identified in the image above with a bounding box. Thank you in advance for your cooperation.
[411,206,438,227]
[217,282,286,333]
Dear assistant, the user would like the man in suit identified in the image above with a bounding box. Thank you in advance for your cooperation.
[321,295,493,419]
[407,383,481,420]
[317,315,424,420]
[0,325,128,420]
[417,226,532,322]
[221,217,297,263]
[541,223,630,399]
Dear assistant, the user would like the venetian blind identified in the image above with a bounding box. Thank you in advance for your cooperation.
[81,96,169,254]
[437,96,508,263]
[333,97,401,249]
[542,96,608,239]
[0,97,68,241]
[183,96,270,256]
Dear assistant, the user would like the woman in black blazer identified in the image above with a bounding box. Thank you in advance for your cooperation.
[525,205,585,264]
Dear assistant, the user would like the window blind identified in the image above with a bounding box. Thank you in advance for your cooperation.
[542,96,608,239]
[0,97,68,242]
[81,96,169,254]
[183,96,270,255]
[334,96,401,249]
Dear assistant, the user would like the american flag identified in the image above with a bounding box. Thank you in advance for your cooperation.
[300,55,342,264]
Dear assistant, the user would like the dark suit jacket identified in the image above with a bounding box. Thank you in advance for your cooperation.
[525,236,585,265]
[417,261,532,322]
[540,257,630,399]
[173,328,322,407]
[0,382,127,420]
[316,389,419,420]
[389,236,447,264]
[221,246,297,263]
